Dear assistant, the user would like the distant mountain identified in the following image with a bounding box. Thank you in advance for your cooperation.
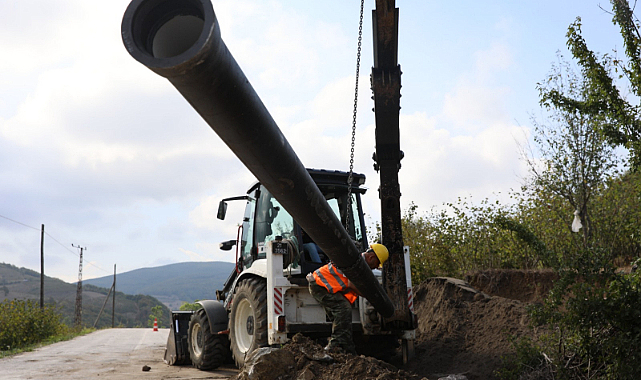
[84,261,235,309]
[0,262,169,329]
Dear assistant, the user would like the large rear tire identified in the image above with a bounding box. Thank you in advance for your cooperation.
[229,277,268,367]
[188,308,230,370]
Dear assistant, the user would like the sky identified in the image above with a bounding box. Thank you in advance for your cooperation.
[0,0,628,283]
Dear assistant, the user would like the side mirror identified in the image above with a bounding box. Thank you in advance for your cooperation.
[219,239,237,251]
[217,200,228,220]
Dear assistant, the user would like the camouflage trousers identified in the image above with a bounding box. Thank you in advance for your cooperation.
[308,282,356,353]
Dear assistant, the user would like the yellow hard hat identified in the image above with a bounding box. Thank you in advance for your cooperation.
[370,244,389,267]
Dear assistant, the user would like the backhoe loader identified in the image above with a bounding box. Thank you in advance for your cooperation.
[121,0,416,369]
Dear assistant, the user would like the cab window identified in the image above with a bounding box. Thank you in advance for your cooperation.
[254,187,294,258]
[325,192,364,244]
[240,192,256,264]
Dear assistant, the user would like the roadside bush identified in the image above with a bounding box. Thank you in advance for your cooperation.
[526,252,641,379]
[402,197,546,281]
[403,169,641,281]
[496,336,554,380]
[179,301,202,311]
[0,299,67,350]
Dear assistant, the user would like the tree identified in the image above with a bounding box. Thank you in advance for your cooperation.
[541,0,641,168]
[527,57,620,250]
[590,169,641,260]
[148,305,164,328]
[179,301,202,311]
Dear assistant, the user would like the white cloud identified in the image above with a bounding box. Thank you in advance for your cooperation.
[193,242,236,262]
[2,0,604,283]
[398,112,528,211]
[179,248,210,262]
[442,84,511,129]
[396,43,527,209]
[310,76,357,133]
[475,43,514,74]
[214,0,323,91]
[442,43,515,131]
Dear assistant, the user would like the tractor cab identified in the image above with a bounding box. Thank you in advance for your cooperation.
[218,169,368,279]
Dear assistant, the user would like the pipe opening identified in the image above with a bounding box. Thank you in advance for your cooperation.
[127,0,207,59]
[152,15,204,58]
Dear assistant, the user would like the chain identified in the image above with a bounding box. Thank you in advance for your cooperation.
[346,0,365,237]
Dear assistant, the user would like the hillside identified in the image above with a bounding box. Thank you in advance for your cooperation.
[0,263,169,328]
[84,261,235,309]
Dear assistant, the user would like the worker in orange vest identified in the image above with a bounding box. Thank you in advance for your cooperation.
[307,243,389,354]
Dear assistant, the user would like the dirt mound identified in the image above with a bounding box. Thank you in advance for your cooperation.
[466,269,557,303]
[404,277,539,380]
[231,334,426,380]
[232,272,545,380]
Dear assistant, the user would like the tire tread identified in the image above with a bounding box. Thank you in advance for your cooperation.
[188,308,231,370]
[229,277,268,368]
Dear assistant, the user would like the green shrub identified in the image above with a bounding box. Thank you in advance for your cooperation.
[179,301,202,311]
[402,197,547,280]
[496,336,552,380]
[528,253,641,380]
[0,299,67,351]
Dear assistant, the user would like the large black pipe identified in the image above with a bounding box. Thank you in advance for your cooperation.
[121,0,394,317]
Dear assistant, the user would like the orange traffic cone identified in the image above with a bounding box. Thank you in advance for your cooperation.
[153,318,158,331]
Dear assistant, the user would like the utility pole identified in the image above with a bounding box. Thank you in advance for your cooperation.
[72,244,86,328]
[91,264,117,329]
[40,224,44,309]
[112,264,116,328]
[92,283,113,328]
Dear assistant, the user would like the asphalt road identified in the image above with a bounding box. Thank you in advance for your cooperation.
[0,328,238,379]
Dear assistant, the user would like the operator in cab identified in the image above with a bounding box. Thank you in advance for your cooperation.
[307,243,389,354]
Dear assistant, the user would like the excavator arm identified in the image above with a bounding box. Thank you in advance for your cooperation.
[371,0,414,329]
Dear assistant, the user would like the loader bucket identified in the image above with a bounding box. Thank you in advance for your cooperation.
[163,311,194,365]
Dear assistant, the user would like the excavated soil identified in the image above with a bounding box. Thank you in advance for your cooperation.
[404,277,546,380]
[232,334,425,380]
[233,270,555,380]
[466,269,558,304]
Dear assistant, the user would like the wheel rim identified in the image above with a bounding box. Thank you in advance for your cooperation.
[191,323,203,357]
[234,298,254,353]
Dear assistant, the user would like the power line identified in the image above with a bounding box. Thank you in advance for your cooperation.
[45,231,81,257]
[0,213,112,274]
[84,259,111,274]
[50,234,110,274]
[0,213,40,231]
[45,232,110,274]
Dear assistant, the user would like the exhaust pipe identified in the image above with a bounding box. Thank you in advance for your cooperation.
[121,0,394,318]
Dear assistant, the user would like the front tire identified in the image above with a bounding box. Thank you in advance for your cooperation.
[188,308,230,370]
[229,277,268,367]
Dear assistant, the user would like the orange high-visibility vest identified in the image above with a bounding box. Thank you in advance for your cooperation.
[312,263,358,304]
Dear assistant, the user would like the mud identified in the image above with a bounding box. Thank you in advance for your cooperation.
[405,277,543,380]
[233,271,552,380]
[232,334,425,380]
